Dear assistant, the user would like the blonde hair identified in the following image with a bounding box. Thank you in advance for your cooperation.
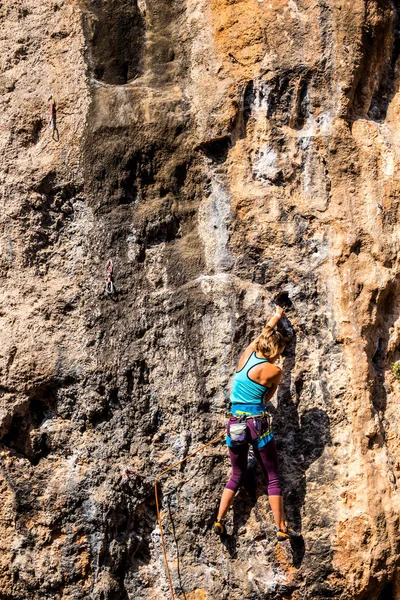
[255,326,288,360]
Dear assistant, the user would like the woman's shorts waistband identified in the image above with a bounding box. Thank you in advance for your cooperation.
[230,403,266,417]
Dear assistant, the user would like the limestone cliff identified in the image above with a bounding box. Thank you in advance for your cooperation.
[0,0,400,598]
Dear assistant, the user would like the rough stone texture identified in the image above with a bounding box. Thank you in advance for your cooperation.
[0,0,400,599]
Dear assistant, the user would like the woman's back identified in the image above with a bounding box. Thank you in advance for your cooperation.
[236,344,281,386]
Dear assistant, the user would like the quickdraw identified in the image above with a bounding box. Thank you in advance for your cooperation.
[48,95,56,130]
[47,94,59,141]
[105,259,114,294]
[124,468,155,482]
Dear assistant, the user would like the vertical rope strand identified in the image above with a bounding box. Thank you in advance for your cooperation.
[153,430,226,600]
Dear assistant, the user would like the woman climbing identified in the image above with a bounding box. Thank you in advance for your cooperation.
[214,306,300,541]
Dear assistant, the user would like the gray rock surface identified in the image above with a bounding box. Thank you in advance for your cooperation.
[0,0,400,598]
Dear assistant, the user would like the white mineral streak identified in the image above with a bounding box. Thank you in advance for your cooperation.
[198,167,233,273]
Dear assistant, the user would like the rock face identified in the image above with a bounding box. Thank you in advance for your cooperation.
[1,0,400,598]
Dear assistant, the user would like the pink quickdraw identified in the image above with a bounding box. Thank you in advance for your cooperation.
[105,259,114,294]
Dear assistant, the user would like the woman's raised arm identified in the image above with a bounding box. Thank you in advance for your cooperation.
[266,306,285,330]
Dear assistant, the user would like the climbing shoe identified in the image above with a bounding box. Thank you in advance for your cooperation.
[274,525,301,542]
[213,519,226,536]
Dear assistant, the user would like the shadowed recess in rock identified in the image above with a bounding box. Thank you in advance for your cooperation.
[81,0,145,85]
[378,581,395,600]
[349,0,399,120]
[1,397,56,466]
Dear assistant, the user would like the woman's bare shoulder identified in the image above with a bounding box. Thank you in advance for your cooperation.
[265,363,282,381]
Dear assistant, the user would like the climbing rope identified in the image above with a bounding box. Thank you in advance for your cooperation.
[126,430,226,600]
[154,430,225,600]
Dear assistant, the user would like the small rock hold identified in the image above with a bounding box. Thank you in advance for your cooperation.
[365,425,379,439]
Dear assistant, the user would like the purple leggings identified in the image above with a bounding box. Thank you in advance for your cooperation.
[226,438,281,496]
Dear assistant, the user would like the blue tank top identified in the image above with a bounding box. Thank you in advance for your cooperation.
[230,351,271,416]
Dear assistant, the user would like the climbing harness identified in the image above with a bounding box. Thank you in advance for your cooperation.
[226,412,272,448]
[125,430,225,600]
[105,259,114,294]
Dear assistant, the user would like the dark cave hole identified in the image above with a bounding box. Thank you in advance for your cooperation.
[159,185,170,197]
[31,119,43,145]
[94,65,105,80]
[272,170,286,186]
[350,239,362,255]
[1,396,56,465]
[294,372,305,402]
[350,1,400,121]
[126,369,134,398]
[135,359,150,386]
[199,136,231,164]
[174,162,188,188]
[292,77,310,130]
[131,534,152,563]
[277,74,290,98]
[2,415,51,466]
[117,155,139,204]
[378,581,394,600]
[372,338,386,371]
[254,66,313,129]
[140,164,156,187]
[243,80,255,127]
[30,397,54,427]
[368,3,400,122]
[29,434,52,466]
[265,75,289,120]
[83,0,145,85]
[120,61,129,85]
[371,336,389,413]
[34,171,57,196]
[274,290,293,310]
[199,400,210,413]
[109,388,120,409]
[382,289,395,313]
